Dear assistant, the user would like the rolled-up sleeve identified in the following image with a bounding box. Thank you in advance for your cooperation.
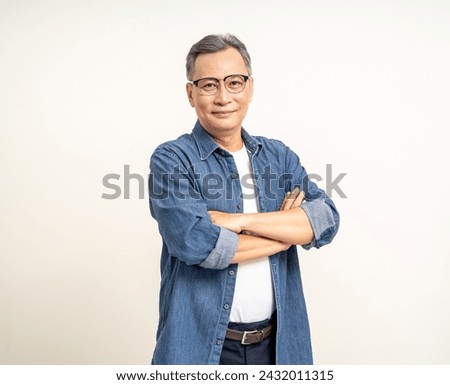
[301,199,338,249]
[149,148,237,269]
[199,227,238,269]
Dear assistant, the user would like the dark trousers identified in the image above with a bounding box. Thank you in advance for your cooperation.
[219,314,276,365]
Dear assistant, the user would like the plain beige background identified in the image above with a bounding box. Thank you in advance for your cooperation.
[1,0,449,364]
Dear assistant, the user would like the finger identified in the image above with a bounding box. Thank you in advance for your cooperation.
[281,191,293,210]
[285,188,300,210]
[292,190,305,207]
[280,191,290,210]
[288,187,301,201]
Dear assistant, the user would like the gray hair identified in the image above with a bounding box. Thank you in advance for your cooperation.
[185,33,252,80]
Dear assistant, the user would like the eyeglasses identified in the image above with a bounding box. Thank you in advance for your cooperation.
[191,74,250,96]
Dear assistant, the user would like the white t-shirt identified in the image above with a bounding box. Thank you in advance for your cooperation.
[229,145,276,323]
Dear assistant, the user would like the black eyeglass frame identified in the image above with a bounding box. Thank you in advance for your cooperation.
[190,74,250,94]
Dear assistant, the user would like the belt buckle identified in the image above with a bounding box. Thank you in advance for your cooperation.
[241,330,259,345]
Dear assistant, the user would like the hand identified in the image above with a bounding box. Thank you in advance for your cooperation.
[280,187,305,211]
[208,211,243,234]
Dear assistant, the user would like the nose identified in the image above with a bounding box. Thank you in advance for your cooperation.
[214,81,232,105]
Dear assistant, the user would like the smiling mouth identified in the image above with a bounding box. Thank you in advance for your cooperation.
[212,111,235,117]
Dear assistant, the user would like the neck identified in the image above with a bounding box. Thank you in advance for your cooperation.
[212,133,243,152]
[201,125,243,152]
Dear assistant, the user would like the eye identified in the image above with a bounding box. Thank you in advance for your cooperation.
[202,81,217,90]
[226,76,245,90]
[197,78,218,91]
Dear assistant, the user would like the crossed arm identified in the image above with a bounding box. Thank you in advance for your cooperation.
[208,189,314,263]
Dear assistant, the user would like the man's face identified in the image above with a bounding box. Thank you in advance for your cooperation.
[186,47,253,137]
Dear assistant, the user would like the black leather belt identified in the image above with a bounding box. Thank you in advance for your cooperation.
[225,324,273,345]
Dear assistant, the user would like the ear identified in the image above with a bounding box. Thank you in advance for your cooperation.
[248,77,254,103]
[186,82,195,107]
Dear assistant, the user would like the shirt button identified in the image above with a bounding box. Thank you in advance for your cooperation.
[223,303,230,310]
[231,173,238,179]
[216,339,223,345]
[228,270,235,276]
[237,203,242,210]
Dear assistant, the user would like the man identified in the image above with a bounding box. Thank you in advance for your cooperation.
[148,33,339,365]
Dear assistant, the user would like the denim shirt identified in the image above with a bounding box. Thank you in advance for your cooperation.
[148,121,339,364]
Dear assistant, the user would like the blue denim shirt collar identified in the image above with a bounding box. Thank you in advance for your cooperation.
[192,120,262,160]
